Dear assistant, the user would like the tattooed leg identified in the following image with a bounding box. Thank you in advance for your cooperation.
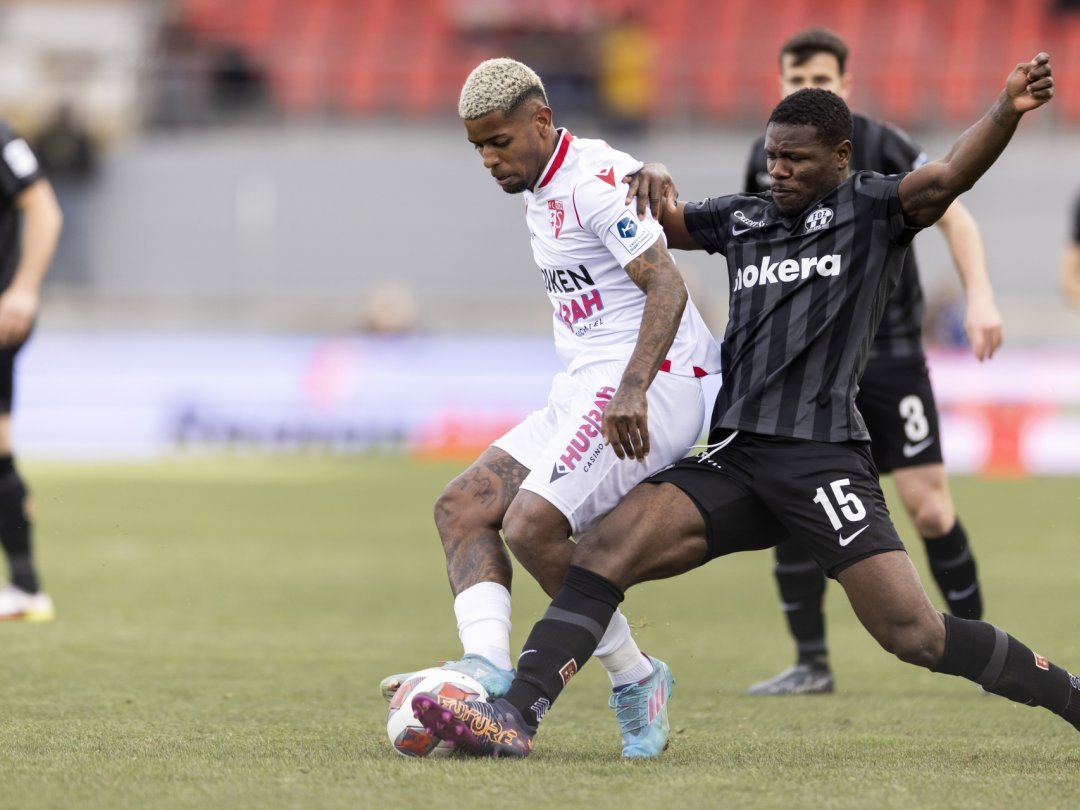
[435,446,528,595]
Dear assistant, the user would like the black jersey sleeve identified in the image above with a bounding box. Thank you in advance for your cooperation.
[0,120,43,202]
[743,135,768,193]
[1071,193,1080,243]
[854,171,922,246]
[683,196,734,255]
[876,120,927,174]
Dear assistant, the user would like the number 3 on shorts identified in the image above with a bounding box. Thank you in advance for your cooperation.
[812,478,867,530]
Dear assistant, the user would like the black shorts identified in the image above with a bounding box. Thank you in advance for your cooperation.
[648,432,906,578]
[0,337,25,414]
[857,355,943,473]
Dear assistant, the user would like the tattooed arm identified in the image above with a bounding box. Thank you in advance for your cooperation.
[900,53,1053,228]
[602,240,688,462]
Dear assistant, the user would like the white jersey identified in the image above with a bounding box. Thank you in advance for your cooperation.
[524,129,721,377]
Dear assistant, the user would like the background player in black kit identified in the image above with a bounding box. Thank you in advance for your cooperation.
[1062,189,1080,307]
[0,118,62,621]
[411,54,1080,758]
[740,27,998,696]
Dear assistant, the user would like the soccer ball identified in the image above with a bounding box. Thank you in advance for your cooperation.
[386,667,489,758]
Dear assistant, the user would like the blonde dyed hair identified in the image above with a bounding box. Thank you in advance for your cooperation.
[458,58,548,120]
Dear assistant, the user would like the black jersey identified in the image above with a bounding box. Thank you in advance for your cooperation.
[1071,192,1080,243]
[0,119,44,291]
[684,172,923,443]
[744,114,927,360]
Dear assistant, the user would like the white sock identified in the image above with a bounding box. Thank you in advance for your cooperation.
[595,608,653,688]
[454,582,513,671]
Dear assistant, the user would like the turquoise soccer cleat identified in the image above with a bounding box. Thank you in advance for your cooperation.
[380,653,515,702]
[608,655,675,758]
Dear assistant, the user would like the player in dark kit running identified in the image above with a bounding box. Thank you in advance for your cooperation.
[411,54,1080,758]
[737,27,998,696]
[1062,190,1080,307]
[0,119,62,621]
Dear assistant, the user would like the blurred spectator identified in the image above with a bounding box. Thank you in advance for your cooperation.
[33,102,98,287]
[1062,192,1080,308]
[597,11,656,139]
[148,14,211,128]
[363,282,419,335]
[517,29,598,121]
[208,44,270,120]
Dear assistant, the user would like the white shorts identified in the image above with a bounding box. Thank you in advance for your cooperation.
[493,360,706,533]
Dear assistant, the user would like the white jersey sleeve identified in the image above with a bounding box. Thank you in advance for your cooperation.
[573,159,664,268]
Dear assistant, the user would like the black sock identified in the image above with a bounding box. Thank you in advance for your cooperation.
[935,614,1080,731]
[0,456,37,593]
[774,540,828,666]
[504,565,624,730]
[923,520,982,620]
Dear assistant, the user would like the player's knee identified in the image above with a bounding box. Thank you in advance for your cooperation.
[501,500,561,557]
[910,496,955,538]
[503,502,574,595]
[874,616,944,669]
[433,481,492,540]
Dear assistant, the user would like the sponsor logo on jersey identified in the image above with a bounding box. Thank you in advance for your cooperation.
[558,290,604,331]
[804,207,834,233]
[608,208,655,256]
[543,264,594,294]
[596,166,616,187]
[548,199,565,238]
[732,253,842,291]
[550,386,615,480]
[733,210,768,233]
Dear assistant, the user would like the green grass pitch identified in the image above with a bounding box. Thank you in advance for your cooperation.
[1,456,1077,809]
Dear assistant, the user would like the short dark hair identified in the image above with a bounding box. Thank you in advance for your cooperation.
[768,88,853,147]
[779,27,849,73]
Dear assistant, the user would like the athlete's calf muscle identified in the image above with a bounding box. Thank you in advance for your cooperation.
[435,448,527,595]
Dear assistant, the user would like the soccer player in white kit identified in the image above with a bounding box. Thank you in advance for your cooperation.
[379,58,721,758]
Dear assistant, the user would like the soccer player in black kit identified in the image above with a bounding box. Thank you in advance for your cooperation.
[0,119,62,621]
[739,28,998,696]
[411,53,1080,758]
[1062,190,1080,307]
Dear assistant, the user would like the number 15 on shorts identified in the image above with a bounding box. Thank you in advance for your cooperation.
[813,478,868,546]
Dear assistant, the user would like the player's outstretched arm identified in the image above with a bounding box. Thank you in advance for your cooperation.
[900,53,1053,228]
[601,242,687,462]
[934,199,1003,361]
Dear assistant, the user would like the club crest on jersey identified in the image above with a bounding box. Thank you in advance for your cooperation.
[804,207,834,233]
[549,199,565,238]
